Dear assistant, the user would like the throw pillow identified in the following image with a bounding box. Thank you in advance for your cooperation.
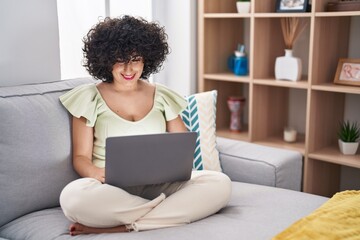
[181,90,222,172]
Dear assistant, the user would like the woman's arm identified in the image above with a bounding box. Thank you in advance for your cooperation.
[166,115,188,133]
[72,116,105,183]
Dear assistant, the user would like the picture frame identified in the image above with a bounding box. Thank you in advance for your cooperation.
[276,0,308,12]
[334,58,360,87]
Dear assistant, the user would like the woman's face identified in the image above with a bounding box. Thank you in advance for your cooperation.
[111,56,144,84]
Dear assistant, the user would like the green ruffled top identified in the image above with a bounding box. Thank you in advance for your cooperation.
[59,83,187,168]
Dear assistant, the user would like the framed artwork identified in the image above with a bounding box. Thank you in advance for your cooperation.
[334,58,360,87]
[276,0,308,12]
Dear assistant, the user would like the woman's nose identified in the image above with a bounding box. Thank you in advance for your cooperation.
[123,63,132,72]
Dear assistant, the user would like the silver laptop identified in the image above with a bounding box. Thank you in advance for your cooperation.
[105,132,197,188]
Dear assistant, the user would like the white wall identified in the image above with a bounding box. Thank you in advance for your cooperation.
[152,0,197,96]
[110,0,152,20]
[0,0,61,86]
[57,0,105,80]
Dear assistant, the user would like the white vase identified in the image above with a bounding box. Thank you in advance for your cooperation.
[236,2,251,13]
[338,139,359,155]
[275,49,302,81]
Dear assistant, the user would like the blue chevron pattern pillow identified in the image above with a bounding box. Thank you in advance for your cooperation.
[181,90,221,171]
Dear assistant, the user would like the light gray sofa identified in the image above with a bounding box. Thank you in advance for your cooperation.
[0,78,328,240]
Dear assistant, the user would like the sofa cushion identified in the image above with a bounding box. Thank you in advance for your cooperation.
[0,182,327,240]
[0,78,94,227]
[181,90,221,171]
[217,137,303,191]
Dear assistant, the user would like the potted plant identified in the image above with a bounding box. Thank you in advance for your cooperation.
[236,0,251,14]
[338,120,360,155]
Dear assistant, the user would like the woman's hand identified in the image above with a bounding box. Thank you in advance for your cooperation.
[89,166,105,183]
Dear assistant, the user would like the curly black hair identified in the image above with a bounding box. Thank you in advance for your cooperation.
[82,15,170,82]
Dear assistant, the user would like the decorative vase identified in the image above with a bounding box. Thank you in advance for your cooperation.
[236,2,251,13]
[227,96,246,132]
[275,49,302,81]
[338,139,359,155]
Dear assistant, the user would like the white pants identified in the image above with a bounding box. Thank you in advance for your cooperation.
[59,170,231,231]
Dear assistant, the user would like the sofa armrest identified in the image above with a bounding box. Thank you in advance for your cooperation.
[216,137,302,191]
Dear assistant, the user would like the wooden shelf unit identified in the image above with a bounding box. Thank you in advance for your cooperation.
[198,0,360,197]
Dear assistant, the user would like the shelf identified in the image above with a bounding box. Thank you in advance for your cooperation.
[312,83,360,94]
[217,128,249,141]
[316,11,360,17]
[204,73,250,83]
[204,13,251,18]
[309,146,360,169]
[254,13,312,18]
[253,79,309,89]
[253,134,306,155]
[200,0,360,197]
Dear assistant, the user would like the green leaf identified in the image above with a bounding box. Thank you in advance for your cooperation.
[338,121,360,142]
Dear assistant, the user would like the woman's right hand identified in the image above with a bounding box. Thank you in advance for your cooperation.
[90,166,105,183]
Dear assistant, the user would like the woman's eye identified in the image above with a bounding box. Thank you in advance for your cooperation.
[132,57,142,62]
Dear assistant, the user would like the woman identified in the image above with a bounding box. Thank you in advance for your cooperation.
[59,15,231,236]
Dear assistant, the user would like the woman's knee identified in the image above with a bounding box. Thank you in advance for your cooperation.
[192,170,232,198]
[189,171,232,213]
[211,171,232,198]
[59,178,101,214]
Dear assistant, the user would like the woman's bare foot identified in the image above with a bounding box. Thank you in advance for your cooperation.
[69,223,131,236]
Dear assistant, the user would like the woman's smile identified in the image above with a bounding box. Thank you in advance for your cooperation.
[122,74,136,81]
